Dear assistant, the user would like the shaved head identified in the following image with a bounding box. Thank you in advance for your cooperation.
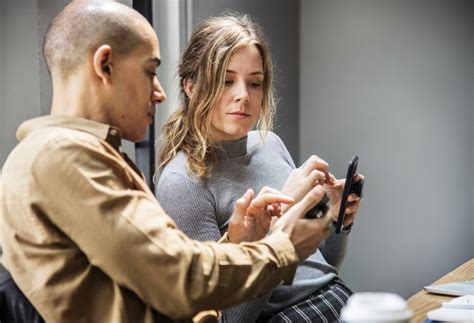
[44,0,152,80]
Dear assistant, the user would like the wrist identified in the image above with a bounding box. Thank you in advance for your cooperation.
[340,221,354,235]
[218,232,231,243]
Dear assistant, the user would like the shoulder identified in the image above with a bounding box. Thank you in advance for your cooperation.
[248,130,295,168]
[248,130,288,152]
[159,151,195,182]
[28,127,115,171]
[23,127,115,170]
[248,130,283,144]
[156,152,215,216]
[159,151,189,177]
[157,151,208,194]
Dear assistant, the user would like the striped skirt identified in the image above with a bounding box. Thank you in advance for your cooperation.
[258,278,354,323]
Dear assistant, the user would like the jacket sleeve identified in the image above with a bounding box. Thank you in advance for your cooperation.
[32,138,298,319]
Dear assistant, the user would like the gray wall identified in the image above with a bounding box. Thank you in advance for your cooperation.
[37,0,70,116]
[472,9,474,255]
[0,0,41,168]
[191,0,300,159]
[0,0,135,169]
[300,0,473,298]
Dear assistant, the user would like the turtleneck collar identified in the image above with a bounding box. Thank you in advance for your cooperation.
[215,136,248,159]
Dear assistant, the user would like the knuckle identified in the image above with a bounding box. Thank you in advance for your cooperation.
[307,190,321,204]
[309,159,319,168]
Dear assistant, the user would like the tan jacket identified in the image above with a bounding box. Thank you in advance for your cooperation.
[0,115,298,322]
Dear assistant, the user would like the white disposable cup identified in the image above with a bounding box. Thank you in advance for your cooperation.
[341,292,413,322]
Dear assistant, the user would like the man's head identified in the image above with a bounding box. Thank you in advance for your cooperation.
[44,0,166,142]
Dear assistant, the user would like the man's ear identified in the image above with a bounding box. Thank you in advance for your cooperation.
[93,45,113,83]
[183,78,195,99]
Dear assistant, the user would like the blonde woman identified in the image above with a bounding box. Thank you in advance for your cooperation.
[157,14,362,322]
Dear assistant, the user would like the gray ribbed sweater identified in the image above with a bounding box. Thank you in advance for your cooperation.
[156,131,350,322]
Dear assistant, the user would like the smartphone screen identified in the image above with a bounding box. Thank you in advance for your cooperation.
[334,155,359,233]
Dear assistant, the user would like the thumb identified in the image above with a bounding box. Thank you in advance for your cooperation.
[233,189,254,222]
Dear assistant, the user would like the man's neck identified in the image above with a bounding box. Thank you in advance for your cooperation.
[50,73,107,124]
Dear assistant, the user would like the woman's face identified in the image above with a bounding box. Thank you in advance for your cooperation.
[210,44,264,141]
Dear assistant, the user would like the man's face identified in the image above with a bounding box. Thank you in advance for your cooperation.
[108,31,166,142]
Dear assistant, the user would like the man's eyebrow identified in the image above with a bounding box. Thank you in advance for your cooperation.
[226,69,264,76]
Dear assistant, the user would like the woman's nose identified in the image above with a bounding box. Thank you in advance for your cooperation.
[234,81,249,103]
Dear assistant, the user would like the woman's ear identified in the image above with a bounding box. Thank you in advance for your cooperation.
[183,79,195,99]
[93,45,113,84]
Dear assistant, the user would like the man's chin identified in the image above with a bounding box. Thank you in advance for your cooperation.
[124,130,147,143]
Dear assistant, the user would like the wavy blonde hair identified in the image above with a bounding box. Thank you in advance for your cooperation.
[158,14,275,178]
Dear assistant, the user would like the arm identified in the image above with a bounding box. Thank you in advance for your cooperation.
[157,171,222,242]
[33,138,298,319]
[319,227,350,270]
[269,131,296,169]
[157,172,278,322]
[320,177,363,270]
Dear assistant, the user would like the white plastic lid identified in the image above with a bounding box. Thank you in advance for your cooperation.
[341,292,413,322]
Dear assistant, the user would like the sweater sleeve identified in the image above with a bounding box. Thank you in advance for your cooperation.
[269,132,350,271]
[269,131,296,169]
[157,170,273,322]
[156,171,222,242]
[319,227,350,271]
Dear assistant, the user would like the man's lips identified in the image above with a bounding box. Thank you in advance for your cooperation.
[147,112,155,123]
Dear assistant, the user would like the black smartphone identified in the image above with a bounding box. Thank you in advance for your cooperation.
[304,193,330,219]
[334,155,363,233]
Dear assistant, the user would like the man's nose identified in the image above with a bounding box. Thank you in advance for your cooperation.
[152,78,167,103]
[234,81,249,103]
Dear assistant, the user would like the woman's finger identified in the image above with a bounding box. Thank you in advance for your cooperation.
[233,189,254,222]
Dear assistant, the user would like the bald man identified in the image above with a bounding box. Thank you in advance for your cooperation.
[0,1,332,322]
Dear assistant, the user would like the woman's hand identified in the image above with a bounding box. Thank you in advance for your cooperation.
[325,174,364,228]
[228,186,295,243]
[280,155,335,213]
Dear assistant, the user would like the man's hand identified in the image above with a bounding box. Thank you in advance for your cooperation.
[272,184,333,261]
[228,187,295,243]
[280,155,335,213]
[325,174,364,227]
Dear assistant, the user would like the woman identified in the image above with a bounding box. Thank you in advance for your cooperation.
[157,14,362,322]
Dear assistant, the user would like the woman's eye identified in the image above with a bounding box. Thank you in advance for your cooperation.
[224,80,234,86]
[148,71,157,79]
[250,82,262,88]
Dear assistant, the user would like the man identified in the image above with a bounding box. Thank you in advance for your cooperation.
[0,1,333,322]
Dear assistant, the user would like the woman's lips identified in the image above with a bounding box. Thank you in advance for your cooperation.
[228,112,250,120]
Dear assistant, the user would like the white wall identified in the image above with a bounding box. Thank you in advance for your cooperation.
[300,0,473,298]
[152,0,183,145]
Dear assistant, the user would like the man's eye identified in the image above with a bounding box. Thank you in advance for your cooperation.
[148,71,157,79]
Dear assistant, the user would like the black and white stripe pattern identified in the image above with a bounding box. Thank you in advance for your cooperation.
[258,278,353,323]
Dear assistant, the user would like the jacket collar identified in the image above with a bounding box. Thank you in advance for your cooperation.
[17,115,123,151]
